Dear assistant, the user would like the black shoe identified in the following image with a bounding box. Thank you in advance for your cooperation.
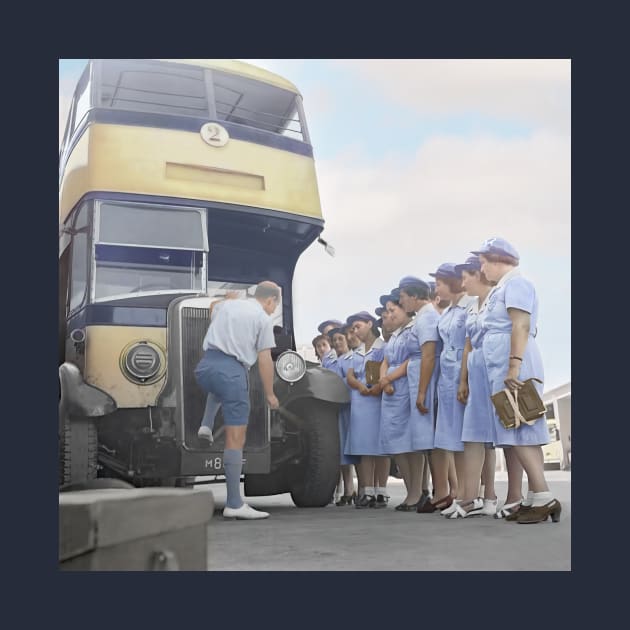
[355,494,375,508]
[335,494,355,506]
[374,494,388,508]
[416,494,431,510]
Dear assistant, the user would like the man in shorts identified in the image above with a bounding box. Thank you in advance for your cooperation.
[194,281,281,520]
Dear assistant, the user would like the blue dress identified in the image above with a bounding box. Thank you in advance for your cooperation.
[321,349,337,370]
[479,270,548,447]
[461,298,496,444]
[328,351,361,465]
[379,324,413,454]
[406,304,441,451]
[434,295,475,451]
[345,339,385,456]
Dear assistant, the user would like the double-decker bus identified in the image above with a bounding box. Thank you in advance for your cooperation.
[58,59,348,506]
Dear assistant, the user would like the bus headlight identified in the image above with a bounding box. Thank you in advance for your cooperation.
[275,351,306,383]
[120,341,166,384]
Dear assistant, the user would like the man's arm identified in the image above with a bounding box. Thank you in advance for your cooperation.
[257,348,279,409]
[208,291,240,319]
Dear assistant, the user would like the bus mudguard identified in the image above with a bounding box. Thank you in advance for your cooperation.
[59,362,117,418]
[275,365,350,407]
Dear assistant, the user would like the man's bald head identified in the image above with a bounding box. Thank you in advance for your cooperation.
[255,281,281,315]
[254,281,281,301]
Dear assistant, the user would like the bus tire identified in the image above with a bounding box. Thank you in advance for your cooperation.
[59,414,98,487]
[244,467,289,497]
[287,400,340,508]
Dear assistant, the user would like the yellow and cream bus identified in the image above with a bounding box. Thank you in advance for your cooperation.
[58,59,348,506]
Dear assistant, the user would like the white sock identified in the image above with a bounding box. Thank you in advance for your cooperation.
[522,490,535,506]
[364,486,375,496]
[531,491,553,507]
[376,486,388,497]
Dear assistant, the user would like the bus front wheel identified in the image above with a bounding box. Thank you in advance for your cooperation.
[287,400,340,508]
[59,413,98,487]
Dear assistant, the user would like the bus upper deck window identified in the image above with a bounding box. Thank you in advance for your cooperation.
[72,66,91,134]
[99,60,209,118]
[213,71,306,142]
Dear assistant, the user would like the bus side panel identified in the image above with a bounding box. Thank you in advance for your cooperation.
[59,124,323,223]
[59,133,90,224]
[84,325,167,408]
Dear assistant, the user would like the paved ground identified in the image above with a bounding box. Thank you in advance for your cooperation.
[197,471,570,571]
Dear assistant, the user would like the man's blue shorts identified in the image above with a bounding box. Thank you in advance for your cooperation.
[194,349,250,426]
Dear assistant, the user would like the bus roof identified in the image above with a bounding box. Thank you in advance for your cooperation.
[157,59,301,95]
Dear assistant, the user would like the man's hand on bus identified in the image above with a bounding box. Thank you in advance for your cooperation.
[209,291,241,318]
[266,393,280,410]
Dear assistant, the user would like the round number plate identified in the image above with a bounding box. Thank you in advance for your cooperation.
[200,122,229,147]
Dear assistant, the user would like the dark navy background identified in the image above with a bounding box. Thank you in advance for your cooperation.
[7,9,601,627]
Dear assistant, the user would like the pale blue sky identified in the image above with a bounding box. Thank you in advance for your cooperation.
[59,59,570,389]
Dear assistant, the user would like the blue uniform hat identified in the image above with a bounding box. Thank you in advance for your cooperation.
[317,319,344,334]
[398,275,426,289]
[454,255,482,275]
[429,263,459,279]
[375,306,384,317]
[379,288,401,306]
[470,237,519,261]
[346,311,377,327]
[398,276,430,295]
[327,326,346,339]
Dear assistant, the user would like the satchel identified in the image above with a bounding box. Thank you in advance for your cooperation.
[365,360,383,386]
[491,377,546,429]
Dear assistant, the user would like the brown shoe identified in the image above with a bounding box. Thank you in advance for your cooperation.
[516,499,562,524]
[505,504,530,521]
[417,494,452,513]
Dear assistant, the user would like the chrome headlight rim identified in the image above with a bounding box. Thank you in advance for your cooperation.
[119,340,167,385]
[275,350,307,383]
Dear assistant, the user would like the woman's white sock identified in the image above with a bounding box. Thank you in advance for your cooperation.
[531,491,553,507]
[521,490,535,506]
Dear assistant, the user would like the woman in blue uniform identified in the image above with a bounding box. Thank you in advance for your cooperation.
[312,334,336,369]
[327,326,360,505]
[345,311,388,508]
[419,263,474,514]
[378,292,416,509]
[445,256,498,518]
[473,237,561,524]
[397,276,440,512]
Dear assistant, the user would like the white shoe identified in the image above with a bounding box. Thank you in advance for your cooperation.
[223,503,270,520]
[441,499,460,516]
[197,425,214,443]
[447,498,484,519]
[494,500,522,519]
[481,498,498,516]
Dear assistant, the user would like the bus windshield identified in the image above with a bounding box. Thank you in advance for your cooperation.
[94,201,207,301]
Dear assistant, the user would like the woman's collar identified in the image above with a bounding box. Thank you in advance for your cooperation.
[496,267,521,288]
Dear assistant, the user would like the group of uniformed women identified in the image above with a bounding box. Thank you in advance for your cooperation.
[312,237,561,525]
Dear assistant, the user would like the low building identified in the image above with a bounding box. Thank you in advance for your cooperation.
[542,382,571,470]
